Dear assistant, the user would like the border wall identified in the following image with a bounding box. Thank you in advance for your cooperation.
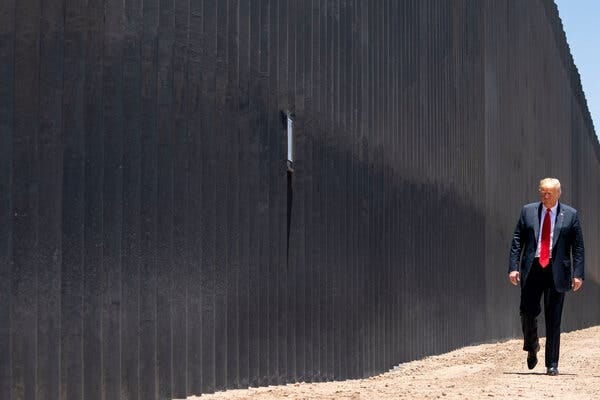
[1,1,599,399]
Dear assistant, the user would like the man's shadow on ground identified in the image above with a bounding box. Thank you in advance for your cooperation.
[503,372,577,376]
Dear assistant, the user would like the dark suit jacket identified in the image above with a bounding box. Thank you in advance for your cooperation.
[509,201,585,292]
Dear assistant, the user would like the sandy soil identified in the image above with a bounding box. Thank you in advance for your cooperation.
[189,325,600,400]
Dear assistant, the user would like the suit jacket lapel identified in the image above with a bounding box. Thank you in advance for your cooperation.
[533,202,542,242]
[552,203,564,248]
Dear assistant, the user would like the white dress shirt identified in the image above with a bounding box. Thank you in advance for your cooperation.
[535,204,557,258]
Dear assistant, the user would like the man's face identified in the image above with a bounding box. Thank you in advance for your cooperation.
[539,184,560,209]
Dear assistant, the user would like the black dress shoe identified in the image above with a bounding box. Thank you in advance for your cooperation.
[527,344,540,370]
[547,367,559,376]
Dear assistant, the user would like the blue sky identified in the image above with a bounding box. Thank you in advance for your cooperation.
[554,0,600,139]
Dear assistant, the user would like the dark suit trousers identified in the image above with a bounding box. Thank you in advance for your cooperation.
[520,259,565,368]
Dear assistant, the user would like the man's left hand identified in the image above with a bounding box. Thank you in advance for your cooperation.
[572,277,583,292]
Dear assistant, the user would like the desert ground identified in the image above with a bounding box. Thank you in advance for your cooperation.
[188,325,600,400]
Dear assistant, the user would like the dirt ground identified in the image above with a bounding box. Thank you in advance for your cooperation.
[190,325,600,400]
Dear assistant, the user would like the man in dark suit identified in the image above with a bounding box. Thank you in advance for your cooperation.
[509,178,584,376]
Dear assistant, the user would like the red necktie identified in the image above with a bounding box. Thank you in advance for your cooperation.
[540,208,551,267]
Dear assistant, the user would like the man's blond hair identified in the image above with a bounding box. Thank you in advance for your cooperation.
[539,177,561,194]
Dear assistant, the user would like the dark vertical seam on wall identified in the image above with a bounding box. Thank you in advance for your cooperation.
[99,1,106,397]
[287,169,292,267]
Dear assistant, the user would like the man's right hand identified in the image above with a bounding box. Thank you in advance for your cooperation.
[509,271,520,286]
